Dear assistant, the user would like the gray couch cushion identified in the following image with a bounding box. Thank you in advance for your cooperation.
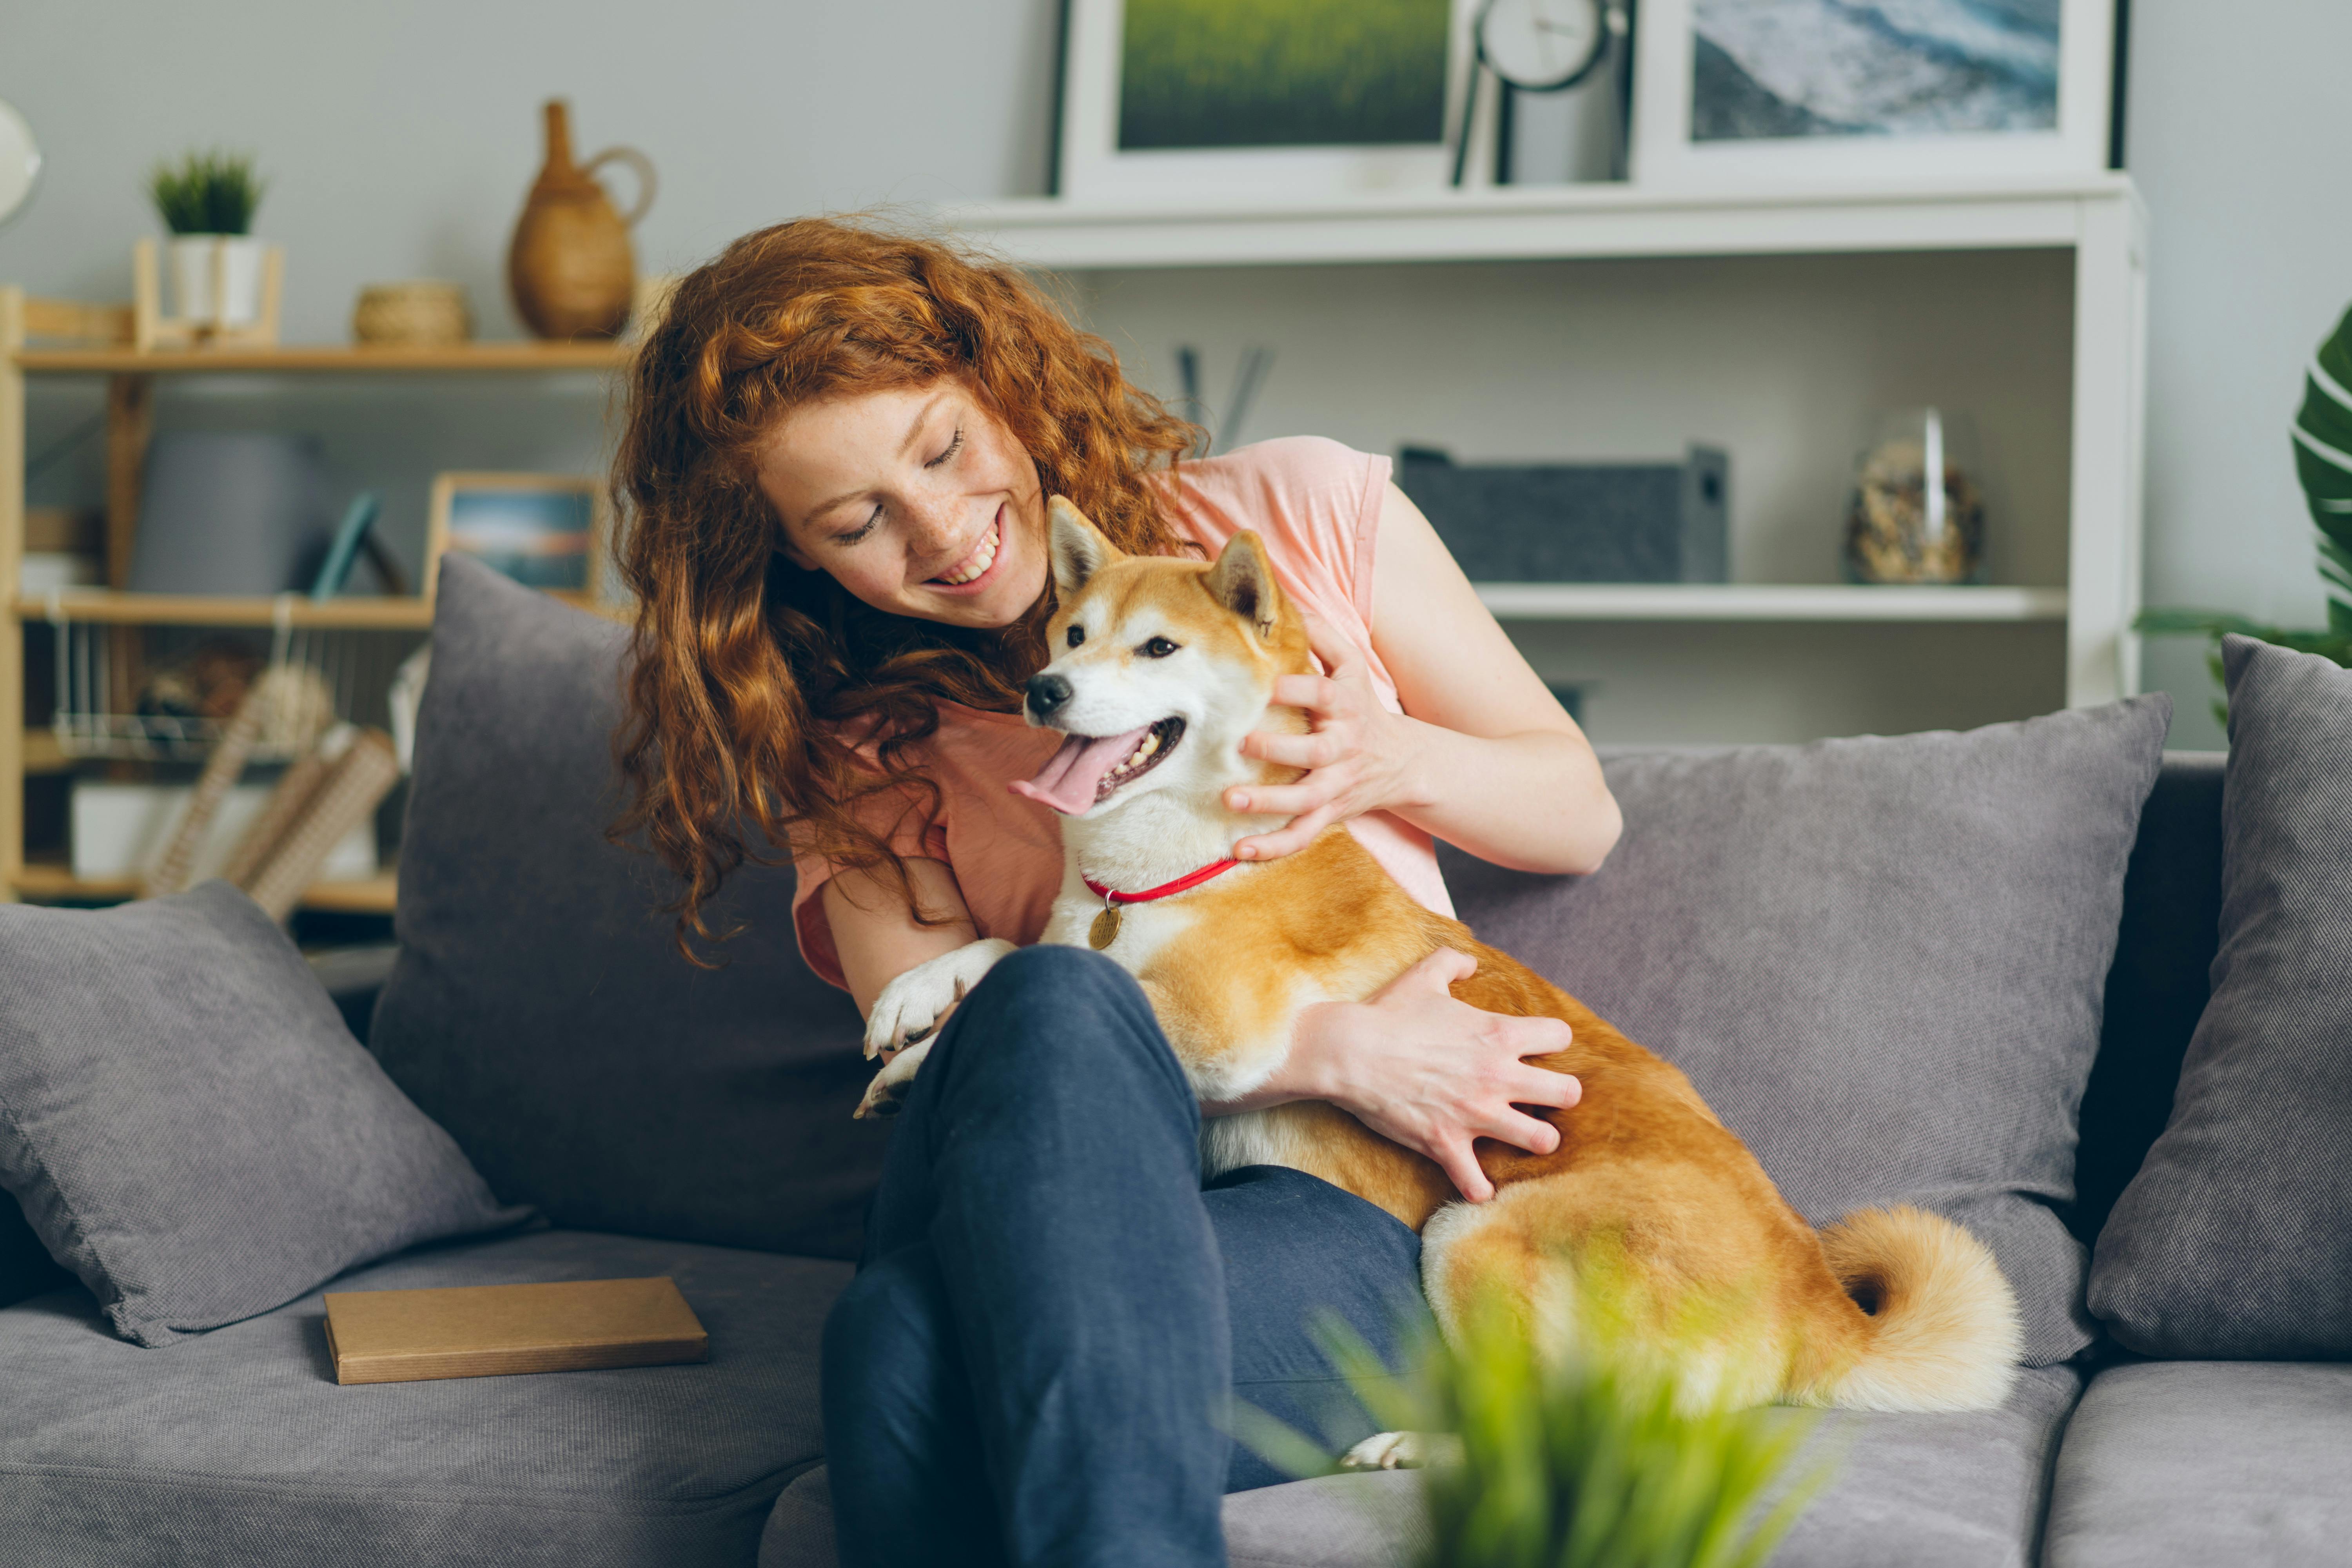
[0,1226,849,1568]
[2043,1361,2352,1567]
[760,1368,2079,1568]
[0,882,525,1347]
[1443,699,2170,1366]
[2090,639,2352,1357]
[369,557,889,1261]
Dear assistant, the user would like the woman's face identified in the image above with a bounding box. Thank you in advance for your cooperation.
[757,379,1048,630]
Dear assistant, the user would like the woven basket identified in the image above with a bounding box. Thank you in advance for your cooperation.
[352,281,472,346]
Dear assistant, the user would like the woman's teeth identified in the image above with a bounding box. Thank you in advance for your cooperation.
[1107,728,1161,777]
[933,521,1000,586]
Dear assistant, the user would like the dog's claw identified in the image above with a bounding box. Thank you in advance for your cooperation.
[1339,1431,1460,1472]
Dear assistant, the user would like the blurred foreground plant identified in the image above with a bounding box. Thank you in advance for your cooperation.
[1236,1246,1838,1568]
[148,149,265,236]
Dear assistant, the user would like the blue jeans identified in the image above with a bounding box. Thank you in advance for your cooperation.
[820,946,1435,1568]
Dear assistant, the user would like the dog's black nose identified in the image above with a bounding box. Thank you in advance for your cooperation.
[1025,673,1072,718]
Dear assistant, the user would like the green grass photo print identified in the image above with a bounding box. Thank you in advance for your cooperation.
[1117,0,1451,151]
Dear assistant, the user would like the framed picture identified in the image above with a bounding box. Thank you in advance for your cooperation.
[424,473,606,604]
[1056,0,1482,202]
[1630,0,2116,189]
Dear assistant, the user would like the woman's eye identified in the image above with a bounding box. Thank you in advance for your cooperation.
[1141,637,1180,659]
[835,505,882,545]
[1067,624,1085,648]
[926,428,965,468]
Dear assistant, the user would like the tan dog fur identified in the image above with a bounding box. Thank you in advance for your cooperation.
[864,498,2023,1421]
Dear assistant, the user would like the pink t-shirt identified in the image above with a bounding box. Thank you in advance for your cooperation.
[791,436,1454,990]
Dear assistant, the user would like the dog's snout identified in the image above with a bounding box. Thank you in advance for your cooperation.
[1025,672,1073,719]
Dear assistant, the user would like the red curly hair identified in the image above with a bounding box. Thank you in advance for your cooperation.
[610,217,1200,958]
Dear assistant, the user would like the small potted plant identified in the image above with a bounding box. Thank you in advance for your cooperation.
[147,149,268,328]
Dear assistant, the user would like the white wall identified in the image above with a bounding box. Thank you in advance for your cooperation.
[2123,0,2352,748]
[4,0,2345,746]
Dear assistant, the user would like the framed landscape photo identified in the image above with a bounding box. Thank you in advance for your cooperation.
[1056,0,1481,202]
[1630,0,2117,189]
[424,473,605,605]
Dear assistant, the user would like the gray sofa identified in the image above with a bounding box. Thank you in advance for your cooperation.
[4,561,2347,1568]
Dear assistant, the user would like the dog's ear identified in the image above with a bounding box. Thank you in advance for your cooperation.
[1048,497,1121,596]
[1203,530,1280,641]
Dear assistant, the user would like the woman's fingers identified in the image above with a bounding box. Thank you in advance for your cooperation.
[1227,779,1332,818]
[1298,609,1356,679]
[1270,673,1341,714]
[1483,1109,1562,1157]
[1432,1138,1495,1204]
[1234,802,1340,860]
[1241,727,1351,770]
[1511,1065,1582,1111]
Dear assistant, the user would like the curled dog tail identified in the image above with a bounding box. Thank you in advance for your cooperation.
[1808,1205,2022,1412]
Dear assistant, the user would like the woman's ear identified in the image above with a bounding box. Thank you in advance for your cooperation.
[1203,530,1279,640]
[1048,497,1121,595]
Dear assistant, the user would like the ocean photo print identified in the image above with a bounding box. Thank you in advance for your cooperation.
[1692,0,2062,141]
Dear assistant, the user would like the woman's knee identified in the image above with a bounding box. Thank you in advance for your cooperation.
[920,943,1192,1114]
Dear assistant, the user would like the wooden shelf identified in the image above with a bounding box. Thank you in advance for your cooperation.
[14,592,434,629]
[941,173,2141,271]
[13,863,398,915]
[20,730,69,775]
[13,341,631,375]
[1472,584,2070,623]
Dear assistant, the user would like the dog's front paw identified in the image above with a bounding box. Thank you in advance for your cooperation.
[1339,1431,1461,1472]
[863,938,1017,1061]
[854,1035,935,1120]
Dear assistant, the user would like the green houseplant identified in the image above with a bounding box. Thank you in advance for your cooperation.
[146,149,269,328]
[1240,1256,1837,1568]
[2138,304,2352,721]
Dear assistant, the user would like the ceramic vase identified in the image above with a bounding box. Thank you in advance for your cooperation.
[506,100,655,340]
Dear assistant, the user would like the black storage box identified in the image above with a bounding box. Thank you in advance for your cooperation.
[1395,446,1729,583]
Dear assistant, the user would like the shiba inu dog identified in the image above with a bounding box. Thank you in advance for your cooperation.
[856,497,2020,1447]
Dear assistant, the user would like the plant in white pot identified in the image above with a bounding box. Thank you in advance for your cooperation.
[148,150,268,328]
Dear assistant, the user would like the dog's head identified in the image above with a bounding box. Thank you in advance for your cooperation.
[1009,497,1310,818]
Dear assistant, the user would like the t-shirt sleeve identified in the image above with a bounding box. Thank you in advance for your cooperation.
[1198,436,1389,629]
[790,782,946,992]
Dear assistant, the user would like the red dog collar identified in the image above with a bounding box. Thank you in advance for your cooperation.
[1082,858,1242,905]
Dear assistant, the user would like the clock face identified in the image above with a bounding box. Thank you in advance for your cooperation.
[1477,0,1611,92]
[0,100,38,229]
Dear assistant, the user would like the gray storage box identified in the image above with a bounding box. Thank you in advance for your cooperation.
[1396,445,1728,583]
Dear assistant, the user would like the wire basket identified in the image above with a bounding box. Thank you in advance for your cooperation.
[46,614,426,764]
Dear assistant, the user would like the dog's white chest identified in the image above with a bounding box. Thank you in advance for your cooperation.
[1042,893,1190,973]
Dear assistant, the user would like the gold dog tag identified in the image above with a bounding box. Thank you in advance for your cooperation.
[1089,906,1122,950]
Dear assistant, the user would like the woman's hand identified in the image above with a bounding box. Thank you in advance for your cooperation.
[1227,612,1426,862]
[1285,948,1579,1203]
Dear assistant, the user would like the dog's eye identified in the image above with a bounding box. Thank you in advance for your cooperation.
[1140,637,1180,659]
[1066,624,1085,648]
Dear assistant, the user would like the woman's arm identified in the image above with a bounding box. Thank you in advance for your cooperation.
[1227,482,1621,874]
[823,857,983,1020]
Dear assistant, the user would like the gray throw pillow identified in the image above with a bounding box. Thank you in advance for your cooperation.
[0,882,528,1346]
[368,558,887,1261]
[1441,696,2171,1367]
[2089,637,2352,1357]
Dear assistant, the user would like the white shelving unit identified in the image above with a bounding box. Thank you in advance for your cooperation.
[944,174,2147,734]
[1471,583,2069,622]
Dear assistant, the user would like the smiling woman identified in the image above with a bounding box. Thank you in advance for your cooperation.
[609,218,1196,951]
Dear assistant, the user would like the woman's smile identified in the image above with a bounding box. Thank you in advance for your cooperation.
[758,381,1047,629]
[925,508,1004,590]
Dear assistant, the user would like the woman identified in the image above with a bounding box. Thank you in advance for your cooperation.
[613,218,1621,1567]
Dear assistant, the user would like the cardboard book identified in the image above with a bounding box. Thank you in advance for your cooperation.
[323,1276,708,1386]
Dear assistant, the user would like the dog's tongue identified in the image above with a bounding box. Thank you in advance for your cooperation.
[1009,725,1152,815]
